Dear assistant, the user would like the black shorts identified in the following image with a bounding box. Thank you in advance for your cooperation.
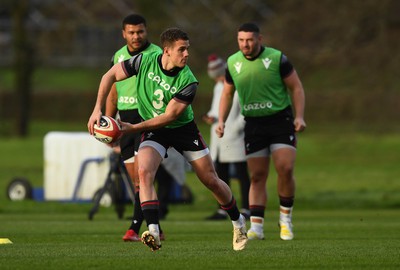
[244,106,296,155]
[140,120,208,159]
[119,109,142,162]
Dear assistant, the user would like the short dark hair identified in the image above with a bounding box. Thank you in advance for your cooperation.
[160,27,189,47]
[122,14,146,29]
[238,22,260,33]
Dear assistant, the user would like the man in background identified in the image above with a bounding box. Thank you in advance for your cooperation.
[217,22,306,241]
[105,13,165,242]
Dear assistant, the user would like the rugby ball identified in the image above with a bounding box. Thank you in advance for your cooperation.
[93,116,122,144]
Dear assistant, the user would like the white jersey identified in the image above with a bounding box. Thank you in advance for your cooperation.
[207,81,246,162]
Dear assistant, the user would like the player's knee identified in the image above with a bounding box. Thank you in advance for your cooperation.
[251,171,267,184]
[137,166,154,182]
[276,163,294,178]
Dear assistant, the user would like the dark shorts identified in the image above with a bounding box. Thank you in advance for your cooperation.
[119,109,142,162]
[140,120,209,160]
[244,106,297,155]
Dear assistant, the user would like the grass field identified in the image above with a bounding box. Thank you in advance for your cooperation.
[1,207,399,270]
[1,121,400,269]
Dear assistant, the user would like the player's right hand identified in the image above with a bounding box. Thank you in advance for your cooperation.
[87,110,102,135]
[215,122,225,138]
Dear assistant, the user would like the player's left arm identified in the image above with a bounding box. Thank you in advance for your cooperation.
[120,83,196,133]
[126,99,188,133]
[284,70,306,132]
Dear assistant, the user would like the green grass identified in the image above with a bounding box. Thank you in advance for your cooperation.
[1,122,400,269]
[0,67,106,92]
[0,207,399,269]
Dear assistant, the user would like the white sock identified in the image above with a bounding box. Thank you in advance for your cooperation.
[279,206,293,223]
[148,224,160,235]
[232,214,245,228]
[250,216,264,232]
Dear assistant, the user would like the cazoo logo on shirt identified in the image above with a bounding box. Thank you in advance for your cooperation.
[118,96,138,104]
[147,72,178,94]
[243,101,273,111]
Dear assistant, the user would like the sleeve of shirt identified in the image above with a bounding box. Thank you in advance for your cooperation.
[225,67,234,85]
[173,82,198,104]
[121,54,143,78]
[280,54,294,78]
[110,55,115,68]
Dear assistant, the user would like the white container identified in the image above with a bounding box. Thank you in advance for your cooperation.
[43,132,112,201]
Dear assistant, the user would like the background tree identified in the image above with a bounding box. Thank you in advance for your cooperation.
[11,0,35,137]
[0,0,399,136]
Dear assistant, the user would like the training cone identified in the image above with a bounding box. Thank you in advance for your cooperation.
[0,238,13,244]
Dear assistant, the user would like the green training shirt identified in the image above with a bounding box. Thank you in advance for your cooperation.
[227,47,291,117]
[112,43,161,110]
[135,51,198,128]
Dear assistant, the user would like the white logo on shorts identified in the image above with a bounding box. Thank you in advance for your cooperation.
[193,140,199,146]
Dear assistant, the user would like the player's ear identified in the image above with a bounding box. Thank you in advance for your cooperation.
[164,46,171,57]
